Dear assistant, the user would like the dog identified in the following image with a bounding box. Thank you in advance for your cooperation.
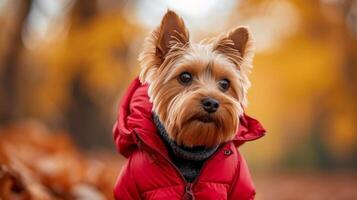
[113,10,265,200]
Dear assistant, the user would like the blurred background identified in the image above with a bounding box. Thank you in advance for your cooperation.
[0,0,357,199]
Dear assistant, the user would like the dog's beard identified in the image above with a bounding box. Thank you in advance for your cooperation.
[155,90,241,148]
[171,108,238,147]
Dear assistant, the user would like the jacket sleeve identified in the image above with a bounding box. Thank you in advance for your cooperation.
[113,122,138,158]
[229,151,256,200]
[114,156,141,200]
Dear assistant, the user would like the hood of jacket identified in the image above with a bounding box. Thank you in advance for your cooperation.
[113,77,266,158]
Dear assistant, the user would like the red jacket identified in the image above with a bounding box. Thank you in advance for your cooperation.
[113,78,265,200]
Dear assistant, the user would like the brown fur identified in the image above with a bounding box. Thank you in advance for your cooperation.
[139,10,254,147]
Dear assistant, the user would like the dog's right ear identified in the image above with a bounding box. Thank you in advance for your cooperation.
[213,26,254,73]
[156,10,189,59]
[139,10,189,84]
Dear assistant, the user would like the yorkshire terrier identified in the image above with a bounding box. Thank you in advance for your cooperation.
[114,10,265,200]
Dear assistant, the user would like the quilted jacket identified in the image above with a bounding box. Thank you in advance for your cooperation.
[113,78,265,200]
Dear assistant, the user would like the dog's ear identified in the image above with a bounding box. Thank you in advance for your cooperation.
[156,10,189,59]
[139,10,189,84]
[214,26,254,72]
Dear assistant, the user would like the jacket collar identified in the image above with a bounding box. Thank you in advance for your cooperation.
[153,113,219,161]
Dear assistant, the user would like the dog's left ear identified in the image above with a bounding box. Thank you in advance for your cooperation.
[156,10,190,59]
[139,10,189,84]
[214,26,254,72]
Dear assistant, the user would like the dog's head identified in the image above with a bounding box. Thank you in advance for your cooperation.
[139,10,254,147]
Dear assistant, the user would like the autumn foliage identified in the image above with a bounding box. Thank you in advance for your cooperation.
[0,121,121,200]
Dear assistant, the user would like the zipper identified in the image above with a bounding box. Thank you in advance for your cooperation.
[134,129,225,200]
[183,183,194,200]
[186,148,222,199]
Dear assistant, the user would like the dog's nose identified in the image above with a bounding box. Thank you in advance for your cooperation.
[201,98,220,113]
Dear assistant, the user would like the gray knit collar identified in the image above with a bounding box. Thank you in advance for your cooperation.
[153,113,219,161]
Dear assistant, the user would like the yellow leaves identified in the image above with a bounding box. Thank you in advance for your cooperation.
[25,13,141,119]
[326,112,357,158]
[241,0,357,169]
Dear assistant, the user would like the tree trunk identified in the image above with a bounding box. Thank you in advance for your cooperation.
[0,0,32,123]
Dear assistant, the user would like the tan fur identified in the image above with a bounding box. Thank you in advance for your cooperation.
[139,10,254,147]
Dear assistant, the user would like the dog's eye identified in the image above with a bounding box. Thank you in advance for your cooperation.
[218,79,230,91]
[178,72,192,85]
